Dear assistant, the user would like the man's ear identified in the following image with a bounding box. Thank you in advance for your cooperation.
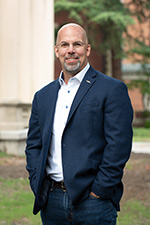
[86,44,91,57]
[54,46,59,58]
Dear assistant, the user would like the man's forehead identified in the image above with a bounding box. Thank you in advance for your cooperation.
[60,26,83,35]
[58,27,85,42]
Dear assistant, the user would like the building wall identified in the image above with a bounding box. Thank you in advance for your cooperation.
[0,0,54,103]
[0,0,54,155]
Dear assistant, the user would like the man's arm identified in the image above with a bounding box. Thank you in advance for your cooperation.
[25,93,42,195]
[91,81,133,199]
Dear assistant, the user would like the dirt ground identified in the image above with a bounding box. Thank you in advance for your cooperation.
[0,152,150,205]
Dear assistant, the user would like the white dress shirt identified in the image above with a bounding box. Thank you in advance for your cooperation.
[46,63,90,181]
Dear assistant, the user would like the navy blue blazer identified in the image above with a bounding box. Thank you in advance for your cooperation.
[25,66,133,215]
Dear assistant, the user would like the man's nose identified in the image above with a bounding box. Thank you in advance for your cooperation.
[68,44,75,53]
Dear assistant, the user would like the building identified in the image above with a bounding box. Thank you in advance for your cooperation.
[0,0,54,155]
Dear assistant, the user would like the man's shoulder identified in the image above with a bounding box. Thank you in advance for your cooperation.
[35,79,59,95]
[90,66,123,86]
[96,69,120,83]
[88,67,128,97]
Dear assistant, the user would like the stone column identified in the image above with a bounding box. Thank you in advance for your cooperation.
[0,0,54,155]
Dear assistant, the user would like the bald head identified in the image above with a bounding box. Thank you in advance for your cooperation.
[56,23,88,45]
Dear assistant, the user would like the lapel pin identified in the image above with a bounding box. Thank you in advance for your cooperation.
[86,80,91,84]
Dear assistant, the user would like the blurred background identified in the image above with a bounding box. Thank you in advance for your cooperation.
[0,0,150,155]
[0,1,150,225]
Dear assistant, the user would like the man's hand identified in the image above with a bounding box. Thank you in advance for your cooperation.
[90,191,100,199]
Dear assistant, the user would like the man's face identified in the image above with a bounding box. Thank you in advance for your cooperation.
[55,25,91,77]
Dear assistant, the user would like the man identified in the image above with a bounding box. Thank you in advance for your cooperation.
[25,23,133,225]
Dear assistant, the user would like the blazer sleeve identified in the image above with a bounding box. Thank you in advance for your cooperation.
[25,93,42,195]
[91,81,133,199]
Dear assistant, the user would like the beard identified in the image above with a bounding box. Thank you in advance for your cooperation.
[64,61,81,75]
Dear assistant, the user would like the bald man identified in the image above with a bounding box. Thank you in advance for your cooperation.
[25,23,133,225]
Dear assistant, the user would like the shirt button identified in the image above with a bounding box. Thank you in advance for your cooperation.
[68,90,70,93]
[66,105,68,109]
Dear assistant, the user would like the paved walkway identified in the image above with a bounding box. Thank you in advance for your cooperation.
[132,142,150,154]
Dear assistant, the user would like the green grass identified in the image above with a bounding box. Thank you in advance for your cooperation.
[133,127,150,141]
[0,128,150,224]
[117,200,150,225]
[0,178,41,225]
[0,178,150,225]
[0,150,25,158]
[0,151,10,158]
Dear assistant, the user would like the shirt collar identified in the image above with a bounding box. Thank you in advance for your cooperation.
[59,63,90,86]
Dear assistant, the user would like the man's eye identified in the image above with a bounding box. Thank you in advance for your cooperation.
[74,42,81,47]
[61,43,68,47]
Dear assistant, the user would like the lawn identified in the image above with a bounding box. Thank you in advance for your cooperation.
[133,127,150,141]
[117,200,150,225]
[0,178,41,225]
[0,177,150,225]
[0,127,150,224]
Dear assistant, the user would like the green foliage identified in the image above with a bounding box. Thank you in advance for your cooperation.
[125,1,150,107]
[55,0,92,23]
[143,110,150,117]
[55,0,134,55]
[55,0,150,90]
[129,39,150,62]
[126,0,150,23]
[128,77,150,96]
[91,12,133,28]
[131,42,150,58]
[144,120,150,128]
[128,40,150,105]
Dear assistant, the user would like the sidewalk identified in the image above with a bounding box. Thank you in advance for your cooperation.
[132,142,150,154]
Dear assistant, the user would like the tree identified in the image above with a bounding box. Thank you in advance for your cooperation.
[55,0,134,79]
[125,0,150,111]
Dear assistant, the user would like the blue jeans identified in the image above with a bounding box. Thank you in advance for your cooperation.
[41,188,117,225]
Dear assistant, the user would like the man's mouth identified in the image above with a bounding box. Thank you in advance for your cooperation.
[65,57,79,64]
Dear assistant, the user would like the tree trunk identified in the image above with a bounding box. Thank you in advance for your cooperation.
[111,49,122,80]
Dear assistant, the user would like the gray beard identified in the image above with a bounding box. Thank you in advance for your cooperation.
[64,61,81,75]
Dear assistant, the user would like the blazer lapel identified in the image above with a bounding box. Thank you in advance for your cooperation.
[66,66,97,124]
